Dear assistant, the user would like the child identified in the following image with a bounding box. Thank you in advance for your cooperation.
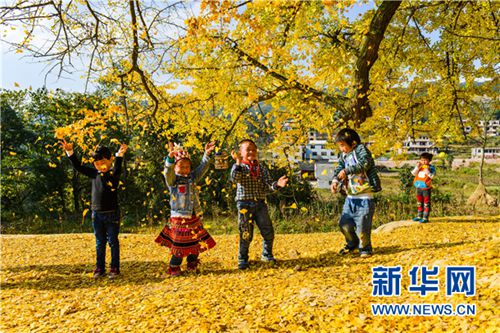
[411,152,436,223]
[230,139,288,269]
[61,139,128,278]
[330,129,381,257]
[155,141,217,276]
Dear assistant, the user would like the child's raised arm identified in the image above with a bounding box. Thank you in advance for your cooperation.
[229,150,244,183]
[163,142,177,187]
[112,144,128,177]
[193,141,215,183]
[61,139,97,178]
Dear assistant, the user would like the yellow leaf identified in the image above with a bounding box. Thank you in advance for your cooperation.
[321,169,327,176]
[302,172,309,179]
[300,207,308,213]
[14,82,20,87]
[48,162,57,168]
[286,203,298,209]
[205,177,212,185]
[239,209,248,214]
[81,208,89,224]
[9,151,17,156]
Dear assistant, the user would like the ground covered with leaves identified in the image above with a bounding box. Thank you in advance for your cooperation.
[1,216,499,332]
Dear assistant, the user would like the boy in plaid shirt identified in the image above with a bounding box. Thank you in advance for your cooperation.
[230,139,288,269]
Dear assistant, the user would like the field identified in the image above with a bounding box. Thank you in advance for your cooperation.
[1,216,499,332]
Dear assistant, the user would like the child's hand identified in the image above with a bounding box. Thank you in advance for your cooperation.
[60,139,73,152]
[205,141,216,155]
[231,150,242,165]
[330,181,339,193]
[416,161,422,168]
[167,142,175,158]
[277,175,288,188]
[117,144,128,157]
[337,169,347,180]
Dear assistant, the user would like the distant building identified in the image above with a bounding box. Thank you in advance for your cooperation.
[479,120,500,137]
[400,134,438,155]
[471,147,500,158]
[303,130,338,162]
[462,119,499,137]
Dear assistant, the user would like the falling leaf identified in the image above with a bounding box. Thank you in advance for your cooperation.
[239,209,248,214]
[81,209,89,224]
[9,151,17,156]
[48,162,57,168]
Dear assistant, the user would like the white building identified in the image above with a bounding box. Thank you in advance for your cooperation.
[461,119,499,137]
[303,131,338,162]
[471,147,500,158]
[479,120,500,137]
[401,134,438,155]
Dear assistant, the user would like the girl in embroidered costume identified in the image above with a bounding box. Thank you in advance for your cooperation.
[155,141,216,276]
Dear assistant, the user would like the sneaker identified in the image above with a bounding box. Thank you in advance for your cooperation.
[360,252,372,258]
[412,216,422,222]
[93,268,105,279]
[166,265,182,276]
[108,267,120,279]
[261,257,277,263]
[339,245,356,255]
[420,218,429,223]
[238,262,250,270]
[186,259,200,272]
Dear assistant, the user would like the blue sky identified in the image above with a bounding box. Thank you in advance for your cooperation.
[1,1,374,93]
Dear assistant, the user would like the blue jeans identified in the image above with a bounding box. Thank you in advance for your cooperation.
[92,211,120,271]
[237,200,275,265]
[170,254,198,267]
[339,198,375,254]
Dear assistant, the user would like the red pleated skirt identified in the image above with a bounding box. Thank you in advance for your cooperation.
[155,215,216,257]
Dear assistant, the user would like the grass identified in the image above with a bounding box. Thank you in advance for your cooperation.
[2,164,499,235]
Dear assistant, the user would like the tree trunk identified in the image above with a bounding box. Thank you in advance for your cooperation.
[353,0,401,124]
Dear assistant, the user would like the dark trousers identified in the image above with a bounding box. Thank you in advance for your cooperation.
[416,189,431,219]
[170,254,199,266]
[237,200,275,265]
[92,211,120,271]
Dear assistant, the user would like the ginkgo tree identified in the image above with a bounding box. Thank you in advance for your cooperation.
[2,0,498,157]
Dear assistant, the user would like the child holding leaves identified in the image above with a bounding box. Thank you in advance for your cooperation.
[61,139,128,278]
[155,141,217,276]
[330,129,381,257]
